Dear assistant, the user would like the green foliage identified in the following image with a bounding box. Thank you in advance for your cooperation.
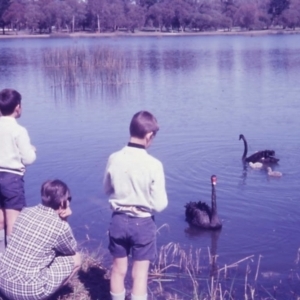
[268,0,290,20]
[0,0,10,32]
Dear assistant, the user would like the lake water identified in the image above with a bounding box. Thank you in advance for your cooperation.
[1,34,300,296]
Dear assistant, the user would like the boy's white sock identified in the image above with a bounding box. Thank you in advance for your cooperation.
[110,290,126,300]
[0,229,5,255]
[131,293,147,300]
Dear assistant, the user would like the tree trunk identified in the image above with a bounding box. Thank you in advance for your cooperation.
[97,14,100,33]
[72,15,75,32]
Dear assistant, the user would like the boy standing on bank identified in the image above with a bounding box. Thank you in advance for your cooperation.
[0,89,36,254]
[103,111,168,300]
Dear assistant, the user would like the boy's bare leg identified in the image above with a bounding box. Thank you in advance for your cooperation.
[110,257,128,299]
[0,209,4,230]
[5,209,20,237]
[0,209,4,255]
[131,260,150,298]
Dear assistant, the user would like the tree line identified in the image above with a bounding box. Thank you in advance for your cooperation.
[0,0,299,35]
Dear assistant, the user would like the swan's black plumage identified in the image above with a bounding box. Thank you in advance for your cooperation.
[239,134,279,164]
[185,175,222,230]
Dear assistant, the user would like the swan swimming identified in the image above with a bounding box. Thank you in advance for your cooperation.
[185,175,222,230]
[239,134,279,164]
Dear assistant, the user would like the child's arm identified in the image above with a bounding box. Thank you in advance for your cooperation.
[103,158,114,195]
[150,162,168,213]
[16,127,36,165]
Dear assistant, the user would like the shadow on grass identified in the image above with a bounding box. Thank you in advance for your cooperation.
[50,259,111,300]
[77,265,111,299]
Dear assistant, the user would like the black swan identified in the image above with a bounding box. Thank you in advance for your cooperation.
[239,134,279,164]
[185,175,222,230]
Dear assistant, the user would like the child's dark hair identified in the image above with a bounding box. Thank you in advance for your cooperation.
[41,179,70,210]
[129,111,159,138]
[0,89,21,116]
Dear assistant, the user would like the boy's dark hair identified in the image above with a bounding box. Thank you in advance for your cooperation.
[129,111,159,139]
[0,89,21,116]
[41,179,70,210]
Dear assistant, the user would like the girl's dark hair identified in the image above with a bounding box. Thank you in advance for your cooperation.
[0,89,21,116]
[129,111,159,138]
[41,180,70,210]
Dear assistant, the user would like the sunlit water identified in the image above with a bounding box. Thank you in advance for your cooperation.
[1,34,300,292]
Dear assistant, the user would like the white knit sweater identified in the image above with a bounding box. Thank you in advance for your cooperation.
[0,116,36,175]
[103,144,168,217]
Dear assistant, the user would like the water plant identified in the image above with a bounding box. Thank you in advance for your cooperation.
[42,47,136,90]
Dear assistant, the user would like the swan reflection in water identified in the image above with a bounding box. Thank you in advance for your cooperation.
[184,227,221,276]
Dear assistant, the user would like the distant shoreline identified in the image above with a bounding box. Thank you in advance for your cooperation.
[1,29,300,39]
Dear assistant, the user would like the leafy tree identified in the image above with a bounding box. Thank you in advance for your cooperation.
[279,0,300,28]
[220,0,239,25]
[3,0,26,32]
[24,1,46,33]
[191,11,213,31]
[156,1,175,31]
[87,0,105,32]
[124,2,145,32]
[268,0,290,23]
[103,0,126,31]
[255,0,272,29]
[0,0,10,34]
[172,0,193,31]
[234,3,257,29]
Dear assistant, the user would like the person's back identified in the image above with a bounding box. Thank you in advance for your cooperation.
[103,111,168,300]
[0,205,74,275]
[0,179,81,300]
[105,144,167,217]
[0,88,36,255]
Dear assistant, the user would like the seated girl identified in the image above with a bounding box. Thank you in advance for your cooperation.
[0,179,81,300]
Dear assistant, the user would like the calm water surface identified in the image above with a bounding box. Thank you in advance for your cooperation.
[1,34,300,286]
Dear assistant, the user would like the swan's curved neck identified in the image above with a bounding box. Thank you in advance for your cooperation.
[241,136,248,160]
[211,184,217,214]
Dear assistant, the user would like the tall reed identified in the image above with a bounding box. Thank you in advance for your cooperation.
[148,243,267,300]
[43,47,135,89]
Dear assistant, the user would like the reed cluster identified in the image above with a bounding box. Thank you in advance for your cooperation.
[43,47,134,88]
[147,242,261,300]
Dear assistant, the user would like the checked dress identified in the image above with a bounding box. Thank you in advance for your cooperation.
[0,204,77,300]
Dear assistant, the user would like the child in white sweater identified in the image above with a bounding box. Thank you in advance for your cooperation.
[104,111,168,300]
[0,88,36,254]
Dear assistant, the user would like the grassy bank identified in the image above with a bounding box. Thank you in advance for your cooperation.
[53,243,300,299]
[1,243,300,299]
[1,28,300,39]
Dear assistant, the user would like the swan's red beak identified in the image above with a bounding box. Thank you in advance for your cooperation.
[211,175,217,185]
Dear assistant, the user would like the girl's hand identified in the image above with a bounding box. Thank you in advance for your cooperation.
[59,205,72,221]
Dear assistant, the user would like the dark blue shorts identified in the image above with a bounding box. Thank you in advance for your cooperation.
[0,172,26,210]
[108,213,157,261]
